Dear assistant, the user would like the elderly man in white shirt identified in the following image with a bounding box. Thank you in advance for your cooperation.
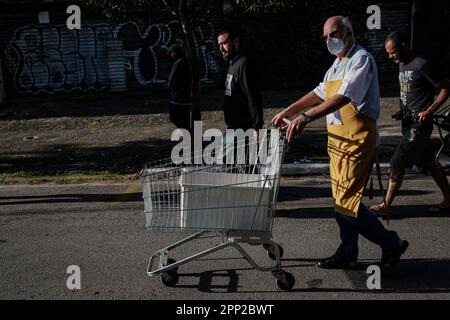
[272,16,408,274]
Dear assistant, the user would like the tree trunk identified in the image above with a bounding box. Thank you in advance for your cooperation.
[178,0,201,130]
[410,0,417,51]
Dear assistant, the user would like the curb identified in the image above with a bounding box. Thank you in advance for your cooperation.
[281,161,450,175]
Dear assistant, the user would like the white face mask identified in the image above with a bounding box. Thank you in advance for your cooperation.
[327,32,348,56]
[327,36,344,56]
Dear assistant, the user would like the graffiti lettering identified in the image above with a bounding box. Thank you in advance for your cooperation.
[7,19,221,95]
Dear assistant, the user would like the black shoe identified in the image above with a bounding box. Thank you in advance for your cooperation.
[380,240,409,274]
[316,255,358,270]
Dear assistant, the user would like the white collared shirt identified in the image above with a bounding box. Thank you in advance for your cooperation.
[313,45,381,126]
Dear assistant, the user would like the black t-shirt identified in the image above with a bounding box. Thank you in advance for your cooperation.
[223,51,264,130]
[399,56,443,129]
[168,57,191,104]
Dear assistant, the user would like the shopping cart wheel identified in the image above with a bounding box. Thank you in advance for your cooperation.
[264,243,284,260]
[167,258,178,272]
[161,270,179,287]
[273,271,295,291]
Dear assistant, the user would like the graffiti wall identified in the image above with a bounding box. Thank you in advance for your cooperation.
[4,19,222,95]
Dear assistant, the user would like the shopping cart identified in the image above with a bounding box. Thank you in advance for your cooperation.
[140,129,295,291]
[433,104,450,165]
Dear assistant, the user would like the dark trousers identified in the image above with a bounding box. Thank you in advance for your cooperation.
[334,204,400,261]
[169,103,191,130]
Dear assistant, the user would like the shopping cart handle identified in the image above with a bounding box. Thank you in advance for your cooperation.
[282,118,292,125]
[269,118,291,129]
[433,114,450,126]
[433,114,448,121]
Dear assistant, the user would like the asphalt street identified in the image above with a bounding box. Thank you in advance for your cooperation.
[1,175,449,300]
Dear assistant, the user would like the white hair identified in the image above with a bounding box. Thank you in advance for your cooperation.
[341,17,355,41]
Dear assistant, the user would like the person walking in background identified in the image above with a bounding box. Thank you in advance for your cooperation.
[217,26,264,132]
[370,31,450,216]
[167,44,192,130]
[217,26,264,168]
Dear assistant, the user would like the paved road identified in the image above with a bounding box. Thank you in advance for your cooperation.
[1,175,449,300]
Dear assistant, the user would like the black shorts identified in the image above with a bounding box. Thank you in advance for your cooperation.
[390,124,435,169]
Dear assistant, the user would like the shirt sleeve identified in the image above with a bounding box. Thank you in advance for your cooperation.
[313,70,329,101]
[338,55,373,106]
[240,61,264,129]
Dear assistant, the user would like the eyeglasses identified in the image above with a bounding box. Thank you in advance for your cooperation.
[322,30,341,42]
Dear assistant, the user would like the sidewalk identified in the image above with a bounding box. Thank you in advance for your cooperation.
[1,89,449,184]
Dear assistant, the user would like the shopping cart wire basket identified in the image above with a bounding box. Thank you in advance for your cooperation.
[140,129,295,291]
[433,105,450,165]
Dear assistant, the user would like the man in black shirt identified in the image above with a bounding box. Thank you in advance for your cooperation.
[371,31,450,215]
[217,28,264,131]
[167,44,191,130]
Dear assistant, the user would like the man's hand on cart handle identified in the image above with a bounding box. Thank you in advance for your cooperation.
[286,116,307,143]
[418,109,433,124]
[271,111,291,129]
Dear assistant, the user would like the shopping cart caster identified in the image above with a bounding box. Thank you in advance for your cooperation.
[167,258,178,272]
[263,243,284,260]
[161,270,179,287]
[273,270,295,291]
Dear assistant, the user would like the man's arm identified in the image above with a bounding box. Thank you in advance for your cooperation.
[418,79,450,124]
[417,60,450,123]
[304,94,351,121]
[240,61,264,129]
[285,94,350,142]
[272,91,323,127]
[286,54,374,141]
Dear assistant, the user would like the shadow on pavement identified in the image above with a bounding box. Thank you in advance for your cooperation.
[342,258,450,294]
[1,189,446,222]
[277,186,433,202]
[3,90,226,120]
[0,138,176,176]
[275,204,450,219]
[0,193,142,206]
[170,258,450,294]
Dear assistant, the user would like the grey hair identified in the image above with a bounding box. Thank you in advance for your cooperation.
[340,16,355,41]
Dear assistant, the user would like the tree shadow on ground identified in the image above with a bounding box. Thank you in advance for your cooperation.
[2,88,228,120]
[0,138,177,176]
[0,193,142,206]
[1,89,305,120]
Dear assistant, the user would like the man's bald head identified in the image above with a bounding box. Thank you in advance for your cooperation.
[323,16,354,39]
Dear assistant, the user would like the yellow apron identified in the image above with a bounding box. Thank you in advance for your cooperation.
[325,56,377,218]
